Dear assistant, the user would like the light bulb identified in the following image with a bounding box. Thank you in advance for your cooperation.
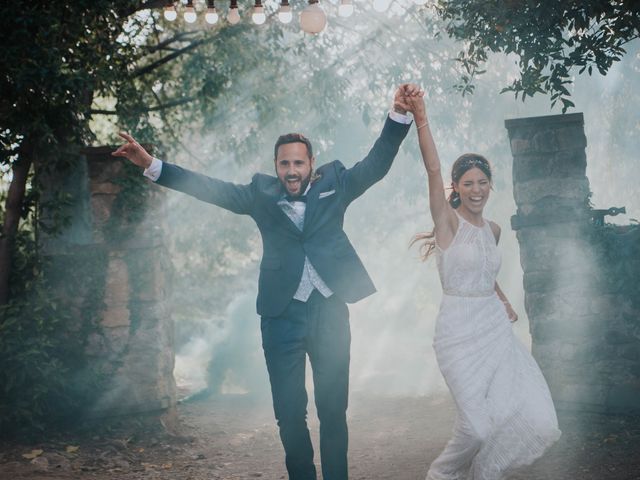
[252,5,266,24]
[300,2,327,34]
[228,7,241,24]
[205,8,219,24]
[338,0,353,17]
[163,5,178,21]
[373,0,390,12]
[184,6,197,23]
[278,4,292,23]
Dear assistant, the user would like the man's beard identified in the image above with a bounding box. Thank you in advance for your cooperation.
[282,172,312,197]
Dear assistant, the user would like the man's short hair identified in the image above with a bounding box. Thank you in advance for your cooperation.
[274,133,313,160]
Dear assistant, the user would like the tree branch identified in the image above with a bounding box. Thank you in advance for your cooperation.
[0,150,32,305]
[90,96,196,116]
[142,31,201,54]
[149,89,207,168]
[131,38,209,79]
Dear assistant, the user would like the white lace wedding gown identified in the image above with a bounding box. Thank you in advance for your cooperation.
[426,213,561,480]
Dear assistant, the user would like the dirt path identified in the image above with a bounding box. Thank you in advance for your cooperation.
[1,393,640,479]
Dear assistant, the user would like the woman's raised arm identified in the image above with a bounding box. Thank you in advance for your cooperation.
[401,92,457,248]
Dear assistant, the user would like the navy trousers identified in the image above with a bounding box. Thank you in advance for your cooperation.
[261,290,351,480]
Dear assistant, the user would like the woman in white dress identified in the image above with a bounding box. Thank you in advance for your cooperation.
[400,91,561,479]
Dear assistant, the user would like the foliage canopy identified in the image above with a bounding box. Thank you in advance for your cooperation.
[436,0,640,111]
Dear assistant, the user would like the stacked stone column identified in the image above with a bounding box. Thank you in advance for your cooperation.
[41,147,176,419]
[505,113,640,415]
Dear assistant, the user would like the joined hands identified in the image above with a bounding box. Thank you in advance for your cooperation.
[394,84,427,126]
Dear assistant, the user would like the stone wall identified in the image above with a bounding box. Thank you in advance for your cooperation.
[505,113,640,415]
[41,147,176,419]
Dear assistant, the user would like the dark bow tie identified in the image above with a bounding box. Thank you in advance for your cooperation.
[285,195,307,203]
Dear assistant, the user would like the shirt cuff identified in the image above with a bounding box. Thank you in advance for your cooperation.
[143,157,163,182]
[388,110,412,125]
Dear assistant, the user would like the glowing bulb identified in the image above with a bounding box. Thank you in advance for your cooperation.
[278,4,292,23]
[338,0,353,17]
[205,8,219,24]
[252,5,266,24]
[228,7,241,24]
[300,2,327,34]
[204,8,220,25]
[163,5,177,21]
[184,6,197,23]
[373,0,390,12]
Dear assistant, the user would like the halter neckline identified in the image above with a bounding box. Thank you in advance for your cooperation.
[455,209,486,229]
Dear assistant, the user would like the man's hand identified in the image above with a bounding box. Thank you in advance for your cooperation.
[399,85,427,125]
[393,84,410,115]
[112,132,154,169]
[393,84,425,119]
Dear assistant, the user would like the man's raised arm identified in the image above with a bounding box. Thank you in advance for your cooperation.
[340,84,419,203]
[112,132,254,215]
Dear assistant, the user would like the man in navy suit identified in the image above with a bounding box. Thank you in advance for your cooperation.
[113,83,420,479]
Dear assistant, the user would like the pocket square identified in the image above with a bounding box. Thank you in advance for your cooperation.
[319,190,335,199]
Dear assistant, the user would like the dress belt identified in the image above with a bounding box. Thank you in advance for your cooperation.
[443,289,494,298]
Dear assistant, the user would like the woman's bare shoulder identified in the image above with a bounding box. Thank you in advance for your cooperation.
[488,220,501,244]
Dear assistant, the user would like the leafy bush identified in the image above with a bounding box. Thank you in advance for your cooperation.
[0,230,99,437]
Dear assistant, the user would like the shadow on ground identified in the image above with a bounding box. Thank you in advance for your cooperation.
[1,393,639,479]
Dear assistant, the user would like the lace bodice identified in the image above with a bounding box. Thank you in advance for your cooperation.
[436,212,501,297]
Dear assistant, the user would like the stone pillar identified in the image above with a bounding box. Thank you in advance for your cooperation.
[41,147,176,419]
[505,113,640,415]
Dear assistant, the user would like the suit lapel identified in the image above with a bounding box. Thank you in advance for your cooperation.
[261,182,302,235]
[302,177,323,231]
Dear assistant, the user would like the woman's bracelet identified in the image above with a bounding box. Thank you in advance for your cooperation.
[416,121,429,130]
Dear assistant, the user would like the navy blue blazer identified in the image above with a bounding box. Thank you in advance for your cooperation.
[155,116,410,317]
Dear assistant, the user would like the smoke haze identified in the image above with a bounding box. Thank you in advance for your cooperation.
[140,12,640,400]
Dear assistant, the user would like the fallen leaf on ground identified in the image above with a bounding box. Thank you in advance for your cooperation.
[22,449,44,459]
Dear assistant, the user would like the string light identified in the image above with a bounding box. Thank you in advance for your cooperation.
[278,0,293,23]
[205,0,219,24]
[163,1,177,21]
[338,0,353,17]
[252,0,266,24]
[184,0,197,22]
[228,0,241,24]
[372,0,391,12]
[300,0,327,34]
[160,0,392,30]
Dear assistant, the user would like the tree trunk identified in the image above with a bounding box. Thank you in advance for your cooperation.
[0,154,32,305]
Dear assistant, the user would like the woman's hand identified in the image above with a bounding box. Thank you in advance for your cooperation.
[504,302,518,323]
